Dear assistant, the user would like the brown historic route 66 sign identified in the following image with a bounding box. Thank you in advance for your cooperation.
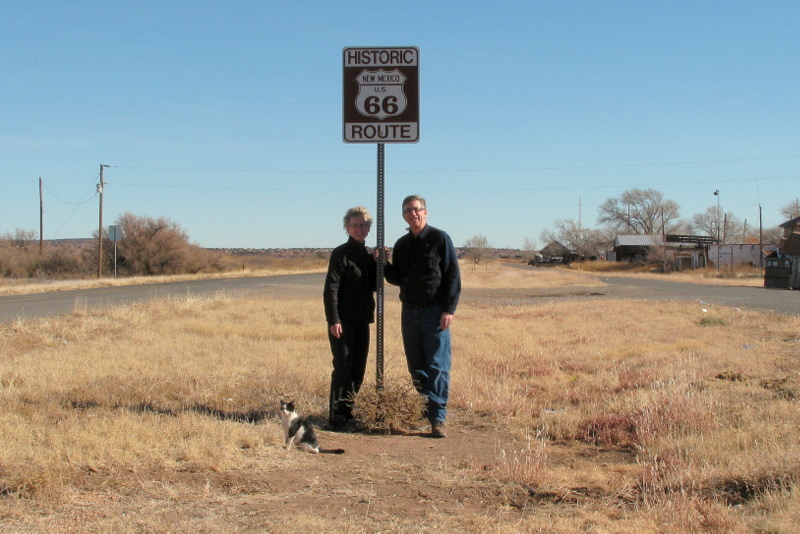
[342,47,419,143]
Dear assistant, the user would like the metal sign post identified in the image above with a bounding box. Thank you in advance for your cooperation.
[376,143,385,389]
[343,46,419,390]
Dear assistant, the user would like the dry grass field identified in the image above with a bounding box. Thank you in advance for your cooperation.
[0,263,798,532]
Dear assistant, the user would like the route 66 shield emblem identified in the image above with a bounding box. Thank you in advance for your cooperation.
[355,69,408,120]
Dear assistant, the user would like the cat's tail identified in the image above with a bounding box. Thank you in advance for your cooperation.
[319,448,345,455]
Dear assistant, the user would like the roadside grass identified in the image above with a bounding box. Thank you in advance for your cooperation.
[571,260,766,287]
[0,264,797,531]
[465,261,604,288]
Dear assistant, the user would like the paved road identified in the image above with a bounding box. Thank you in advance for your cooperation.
[452,275,798,316]
[0,272,797,323]
[596,276,797,316]
[0,273,325,323]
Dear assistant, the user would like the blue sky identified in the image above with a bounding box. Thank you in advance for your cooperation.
[2,1,798,250]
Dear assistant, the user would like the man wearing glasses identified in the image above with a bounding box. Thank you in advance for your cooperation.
[383,195,461,438]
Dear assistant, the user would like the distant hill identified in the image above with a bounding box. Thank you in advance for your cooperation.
[207,248,332,259]
[44,238,95,249]
[208,247,528,261]
[45,241,528,261]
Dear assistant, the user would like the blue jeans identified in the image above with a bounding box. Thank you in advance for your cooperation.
[401,305,451,424]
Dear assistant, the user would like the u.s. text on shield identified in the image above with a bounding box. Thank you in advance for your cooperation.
[355,69,408,120]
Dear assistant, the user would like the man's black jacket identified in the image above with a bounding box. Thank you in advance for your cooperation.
[384,225,461,314]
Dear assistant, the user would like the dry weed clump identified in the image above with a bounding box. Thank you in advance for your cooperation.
[575,363,720,452]
[575,413,639,448]
[351,379,426,434]
[476,435,553,494]
[646,493,742,532]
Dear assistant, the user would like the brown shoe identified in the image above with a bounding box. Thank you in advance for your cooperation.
[431,421,446,438]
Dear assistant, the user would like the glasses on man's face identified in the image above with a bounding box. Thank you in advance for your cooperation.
[349,223,370,229]
[403,206,426,214]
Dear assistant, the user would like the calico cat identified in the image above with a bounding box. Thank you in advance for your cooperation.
[279,401,345,454]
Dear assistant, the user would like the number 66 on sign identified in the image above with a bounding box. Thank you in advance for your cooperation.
[343,47,419,143]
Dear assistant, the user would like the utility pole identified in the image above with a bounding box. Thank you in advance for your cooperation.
[723,213,727,245]
[759,205,763,268]
[578,196,582,229]
[661,207,667,272]
[626,203,631,232]
[97,164,108,278]
[714,190,720,270]
[39,177,44,255]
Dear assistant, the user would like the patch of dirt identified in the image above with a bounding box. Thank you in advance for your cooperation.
[7,411,640,531]
[259,416,527,518]
[243,411,637,521]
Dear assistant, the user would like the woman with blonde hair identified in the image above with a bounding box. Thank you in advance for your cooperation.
[323,206,376,428]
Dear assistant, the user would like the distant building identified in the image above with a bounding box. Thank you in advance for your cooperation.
[708,243,777,268]
[664,235,715,270]
[610,234,664,263]
[608,234,778,270]
[778,216,800,256]
[539,240,569,259]
[539,241,580,264]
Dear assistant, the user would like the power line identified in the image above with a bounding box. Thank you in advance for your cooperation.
[40,175,100,239]
[41,179,97,205]
[105,173,799,194]
[107,153,800,175]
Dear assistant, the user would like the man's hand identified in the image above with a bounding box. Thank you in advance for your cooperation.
[373,246,390,263]
[440,313,454,331]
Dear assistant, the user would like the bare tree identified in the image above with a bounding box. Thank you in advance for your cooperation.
[691,207,744,244]
[780,199,800,221]
[4,228,38,251]
[539,227,557,247]
[598,188,682,235]
[762,226,783,245]
[540,219,608,258]
[522,237,538,259]
[0,229,40,277]
[114,212,217,276]
[462,234,492,267]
